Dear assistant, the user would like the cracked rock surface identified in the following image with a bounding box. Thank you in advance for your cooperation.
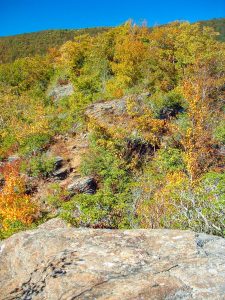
[0,219,225,300]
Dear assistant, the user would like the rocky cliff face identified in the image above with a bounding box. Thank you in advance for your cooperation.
[1,219,225,300]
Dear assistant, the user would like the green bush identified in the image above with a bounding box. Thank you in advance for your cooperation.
[19,133,51,155]
[135,165,225,237]
[21,154,56,178]
[172,113,192,139]
[0,133,17,159]
[214,122,225,144]
[44,183,69,209]
[0,56,53,93]
[61,132,135,228]
[0,220,28,240]
[154,147,185,172]
[0,215,51,240]
[80,134,129,193]
[60,190,133,229]
[148,90,185,119]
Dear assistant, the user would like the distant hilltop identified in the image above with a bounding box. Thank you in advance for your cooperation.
[0,18,224,63]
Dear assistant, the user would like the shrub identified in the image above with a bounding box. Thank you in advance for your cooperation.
[0,163,38,232]
[148,90,185,119]
[21,154,56,178]
[0,92,52,158]
[61,132,135,228]
[80,133,129,192]
[19,133,51,155]
[0,220,28,240]
[50,92,91,134]
[44,183,69,209]
[0,56,53,93]
[214,122,225,144]
[136,167,225,236]
[155,148,185,172]
[162,172,225,236]
[60,191,133,229]
[171,112,192,143]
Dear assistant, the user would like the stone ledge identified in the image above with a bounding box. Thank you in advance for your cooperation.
[0,221,225,299]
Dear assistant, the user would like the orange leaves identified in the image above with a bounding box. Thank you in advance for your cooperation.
[0,163,38,229]
[113,88,124,99]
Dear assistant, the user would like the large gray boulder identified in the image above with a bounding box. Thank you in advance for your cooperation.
[0,220,225,299]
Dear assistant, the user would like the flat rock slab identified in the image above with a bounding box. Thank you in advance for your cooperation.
[0,221,225,299]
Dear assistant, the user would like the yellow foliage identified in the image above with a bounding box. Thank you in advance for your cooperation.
[0,92,51,157]
[137,171,188,228]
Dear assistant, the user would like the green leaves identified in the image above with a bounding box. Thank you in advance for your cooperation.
[154,148,185,172]
[60,132,133,229]
[148,90,185,119]
[214,122,225,144]
[21,154,57,178]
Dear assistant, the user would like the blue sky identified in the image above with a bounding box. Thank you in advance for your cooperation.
[0,0,224,36]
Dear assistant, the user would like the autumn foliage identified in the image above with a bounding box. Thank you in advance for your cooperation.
[0,163,37,230]
[0,20,224,237]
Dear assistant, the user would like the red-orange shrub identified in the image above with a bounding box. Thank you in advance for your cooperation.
[0,162,37,229]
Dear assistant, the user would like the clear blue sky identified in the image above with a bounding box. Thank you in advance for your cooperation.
[1,0,224,36]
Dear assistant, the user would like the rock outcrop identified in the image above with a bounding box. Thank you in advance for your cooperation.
[67,176,97,195]
[1,219,225,299]
[48,82,74,101]
[85,95,146,138]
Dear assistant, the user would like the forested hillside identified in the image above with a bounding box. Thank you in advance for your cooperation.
[0,20,224,239]
[199,18,225,41]
[0,18,224,63]
[0,27,108,63]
